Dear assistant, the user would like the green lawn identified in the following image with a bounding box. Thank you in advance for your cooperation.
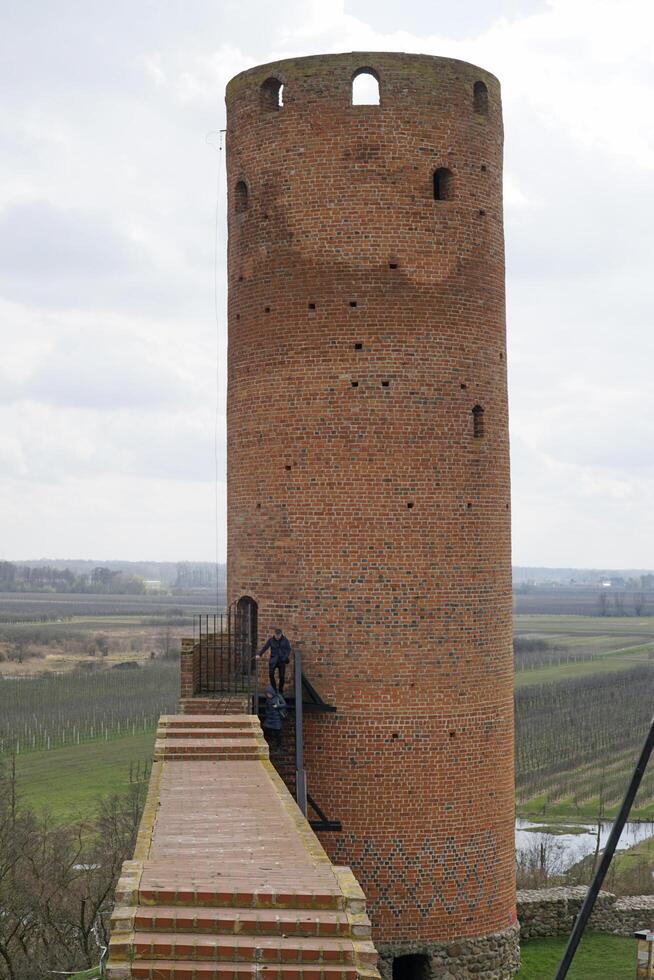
[518,933,635,979]
[15,731,155,822]
[513,613,654,688]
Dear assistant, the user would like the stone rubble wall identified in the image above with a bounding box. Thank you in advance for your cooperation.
[518,886,654,940]
[376,924,520,980]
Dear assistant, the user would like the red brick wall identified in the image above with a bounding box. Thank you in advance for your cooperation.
[225,52,515,944]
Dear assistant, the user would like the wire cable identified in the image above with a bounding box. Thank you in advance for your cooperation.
[206,130,226,612]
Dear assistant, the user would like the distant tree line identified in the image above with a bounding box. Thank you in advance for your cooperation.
[0,561,146,595]
[173,561,225,590]
[597,587,650,616]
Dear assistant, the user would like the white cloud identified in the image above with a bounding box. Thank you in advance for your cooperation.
[1,0,652,565]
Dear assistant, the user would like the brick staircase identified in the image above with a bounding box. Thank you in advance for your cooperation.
[154,715,267,762]
[179,696,251,715]
[107,714,379,980]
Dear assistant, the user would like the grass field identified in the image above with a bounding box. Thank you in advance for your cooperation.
[517,933,635,979]
[513,614,654,687]
[514,614,654,822]
[15,731,156,822]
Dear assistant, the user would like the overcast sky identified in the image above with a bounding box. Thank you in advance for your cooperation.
[1,0,652,568]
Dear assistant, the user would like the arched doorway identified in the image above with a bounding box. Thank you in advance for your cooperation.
[235,595,258,668]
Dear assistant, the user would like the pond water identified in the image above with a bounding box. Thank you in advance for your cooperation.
[516,817,654,871]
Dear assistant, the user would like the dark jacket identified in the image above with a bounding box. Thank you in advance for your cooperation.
[258,634,291,666]
[262,688,287,731]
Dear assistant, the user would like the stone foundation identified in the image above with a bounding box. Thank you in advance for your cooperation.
[376,923,520,980]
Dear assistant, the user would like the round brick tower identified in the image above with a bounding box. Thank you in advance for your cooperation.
[225,53,517,979]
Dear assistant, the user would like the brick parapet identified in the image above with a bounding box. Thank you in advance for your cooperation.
[107,713,381,979]
[179,637,197,700]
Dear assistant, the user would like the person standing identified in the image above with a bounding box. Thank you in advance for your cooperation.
[256,628,291,694]
[262,684,286,752]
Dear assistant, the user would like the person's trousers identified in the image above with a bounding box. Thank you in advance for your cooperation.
[269,660,286,693]
[264,726,282,750]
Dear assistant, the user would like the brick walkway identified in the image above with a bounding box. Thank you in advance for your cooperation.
[107,715,379,980]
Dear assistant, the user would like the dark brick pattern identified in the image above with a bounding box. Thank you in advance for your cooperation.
[333,830,499,918]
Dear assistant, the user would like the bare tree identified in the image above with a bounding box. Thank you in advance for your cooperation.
[0,756,145,979]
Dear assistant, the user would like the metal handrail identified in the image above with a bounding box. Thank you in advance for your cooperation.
[193,599,258,711]
[294,644,307,816]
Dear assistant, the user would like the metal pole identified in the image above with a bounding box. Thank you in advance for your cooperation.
[294,643,307,817]
[554,714,654,980]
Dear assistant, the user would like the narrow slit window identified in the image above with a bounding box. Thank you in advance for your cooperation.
[352,68,380,106]
[472,404,485,438]
[433,168,453,201]
[261,77,283,111]
[235,180,249,213]
[473,80,489,115]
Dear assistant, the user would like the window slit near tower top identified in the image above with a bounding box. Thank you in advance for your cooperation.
[472,405,485,438]
[433,168,453,201]
[235,180,249,213]
[261,77,283,110]
[474,80,489,115]
[352,68,380,106]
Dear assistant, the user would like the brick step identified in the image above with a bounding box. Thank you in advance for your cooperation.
[156,738,260,747]
[130,906,366,938]
[179,699,250,716]
[118,933,376,966]
[154,738,266,760]
[161,715,256,728]
[137,886,344,911]
[124,960,364,980]
[158,752,264,762]
[157,727,255,740]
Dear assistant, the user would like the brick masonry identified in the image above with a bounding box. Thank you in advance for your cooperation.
[107,714,382,980]
[225,51,516,973]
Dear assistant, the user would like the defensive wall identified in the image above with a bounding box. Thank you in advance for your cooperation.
[517,886,654,941]
[106,712,380,980]
[225,51,517,976]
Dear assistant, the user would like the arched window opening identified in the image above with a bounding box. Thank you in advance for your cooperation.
[234,180,249,213]
[474,80,489,115]
[261,77,283,111]
[472,404,485,438]
[352,68,380,106]
[433,168,453,201]
[236,595,258,661]
[392,954,430,980]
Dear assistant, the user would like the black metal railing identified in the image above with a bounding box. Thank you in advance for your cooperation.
[193,598,258,708]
